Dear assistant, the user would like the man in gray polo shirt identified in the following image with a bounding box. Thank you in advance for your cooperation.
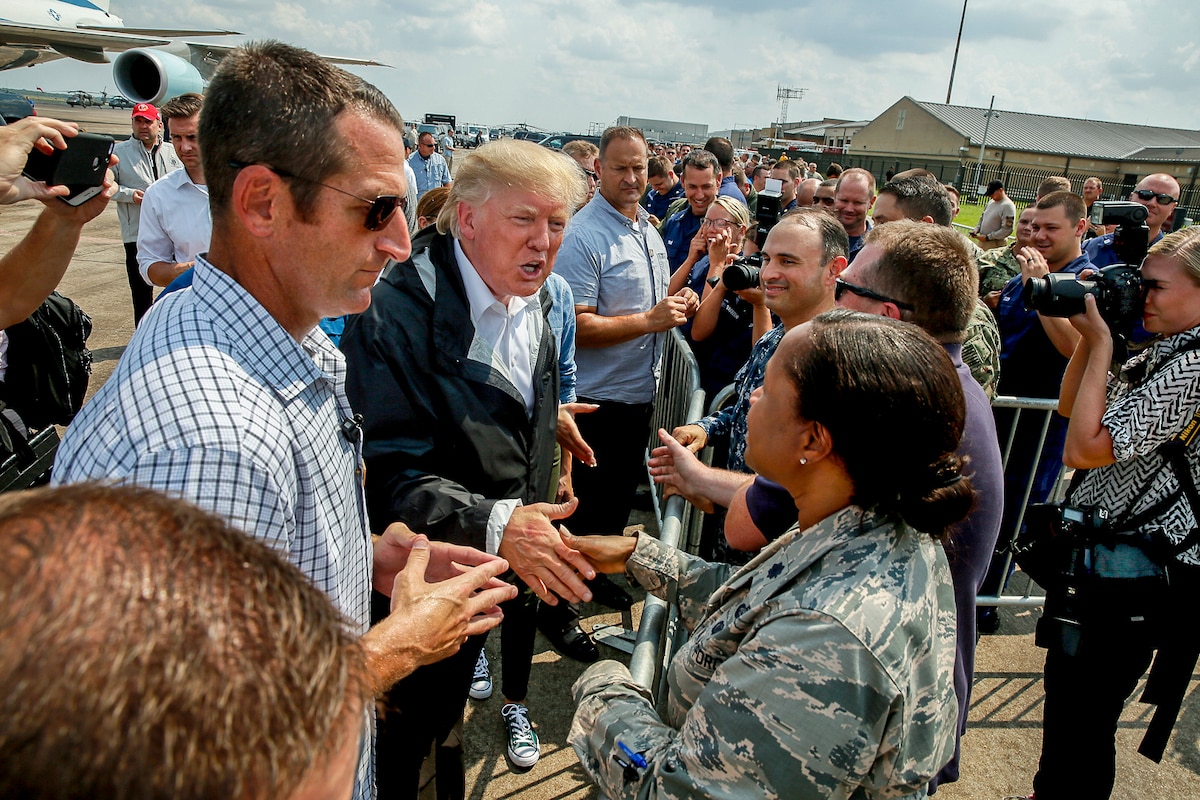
[552,125,697,655]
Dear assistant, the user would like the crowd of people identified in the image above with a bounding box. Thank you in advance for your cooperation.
[0,40,1198,800]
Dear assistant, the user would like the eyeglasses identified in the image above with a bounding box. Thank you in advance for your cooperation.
[814,195,836,206]
[583,169,598,182]
[418,140,436,148]
[835,277,914,310]
[228,161,406,231]
[1133,189,1178,205]
[700,217,737,230]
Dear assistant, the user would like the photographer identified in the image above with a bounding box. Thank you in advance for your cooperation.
[1030,226,1200,800]
[668,195,772,395]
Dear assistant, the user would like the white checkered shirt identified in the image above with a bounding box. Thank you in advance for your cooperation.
[54,255,375,797]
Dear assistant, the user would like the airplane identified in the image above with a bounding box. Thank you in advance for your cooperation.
[0,0,387,104]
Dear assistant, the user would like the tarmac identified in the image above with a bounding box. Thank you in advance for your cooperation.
[3,100,1198,800]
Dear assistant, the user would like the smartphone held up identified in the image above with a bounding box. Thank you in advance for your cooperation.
[22,132,115,206]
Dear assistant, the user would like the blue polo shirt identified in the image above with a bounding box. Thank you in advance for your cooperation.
[661,205,705,271]
[641,180,685,220]
[555,193,670,404]
[1083,230,1164,269]
[719,175,749,206]
[995,253,1091,398]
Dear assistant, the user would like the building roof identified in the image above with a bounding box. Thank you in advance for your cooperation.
[784,119,870,137]
[911,97,1200,161]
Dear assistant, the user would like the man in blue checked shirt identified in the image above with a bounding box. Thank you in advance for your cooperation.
[53,41,515,800]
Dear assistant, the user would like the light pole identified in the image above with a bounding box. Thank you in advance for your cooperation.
[971,95,999,199]
[946,0,969,104]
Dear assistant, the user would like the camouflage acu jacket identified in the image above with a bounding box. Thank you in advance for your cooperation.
[570,506,957,800]
[978,244,1021,298]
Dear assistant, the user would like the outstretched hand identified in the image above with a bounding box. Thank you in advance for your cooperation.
[498,497,596,605]
[649,428,716,513]
[558,402,598,466]
[365,534,517,692]
[373,521,512,594]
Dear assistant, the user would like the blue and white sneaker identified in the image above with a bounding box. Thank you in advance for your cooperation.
[501,703,540,768]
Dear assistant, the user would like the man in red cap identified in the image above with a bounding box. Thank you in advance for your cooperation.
[112,102,183,324]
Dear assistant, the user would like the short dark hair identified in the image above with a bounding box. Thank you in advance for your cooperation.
[160,92,203,121]
[680,149,720,181]
[599,125,646,159]
[0,483,369,800]
[751,164,770,181]
[1036,190,1086,224]
[785,310,974,537]
[1036,176,1072,199]
[770,160,802,181]
[703,136,735,171]
[877,176,954,226]
[776,206,850,265]
[201,40,404,223]
[647,156,674,179]
[861,219,975,341]
[826,162,844,178]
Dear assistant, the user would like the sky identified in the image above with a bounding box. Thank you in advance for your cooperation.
[7,0,1200,135]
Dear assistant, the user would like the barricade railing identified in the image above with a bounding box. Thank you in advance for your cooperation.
[976,395,1066,609]
[629,329,704,694]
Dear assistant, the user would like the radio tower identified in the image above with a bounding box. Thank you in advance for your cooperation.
[776,84,808,133]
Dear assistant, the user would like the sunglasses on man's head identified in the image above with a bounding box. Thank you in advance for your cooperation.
[1133,189,1177,205]
[228,161,406,231]
[834,278,914,310]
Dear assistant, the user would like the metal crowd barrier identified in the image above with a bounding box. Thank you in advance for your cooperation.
[976,395,1067,610]
[628,329,704,694]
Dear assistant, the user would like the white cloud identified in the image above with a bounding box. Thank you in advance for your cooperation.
[7,0,1199,133]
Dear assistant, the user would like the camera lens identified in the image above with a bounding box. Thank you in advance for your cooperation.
[722,262,761,291]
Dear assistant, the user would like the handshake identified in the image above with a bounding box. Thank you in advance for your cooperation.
[367,499,641,691]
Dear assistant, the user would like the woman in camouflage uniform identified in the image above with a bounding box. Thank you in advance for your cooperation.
[566,309,972,799]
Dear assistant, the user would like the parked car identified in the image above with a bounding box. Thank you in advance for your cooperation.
[537,133,601,151]
[108,95,133,108]
[0,91,35,123]
[66,90,94,108]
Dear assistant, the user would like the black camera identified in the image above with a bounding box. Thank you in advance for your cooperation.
[1022,199,1152,327]
[1022,263,1144,323]
[752,188,783,248]
[1022,503,1113,656]
[713,185,786,291]
[721,252,762,290]
[1089,200,1148,227]
[1044,503,1110,540]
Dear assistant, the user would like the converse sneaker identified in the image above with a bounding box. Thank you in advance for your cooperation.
[501,702,540,768]
[469,650,492,700]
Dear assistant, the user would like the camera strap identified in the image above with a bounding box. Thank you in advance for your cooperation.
[1086,339,1200,557]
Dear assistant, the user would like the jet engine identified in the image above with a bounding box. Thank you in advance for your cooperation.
[113,48,206,105]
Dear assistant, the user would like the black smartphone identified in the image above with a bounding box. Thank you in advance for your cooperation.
[22,132,116,206]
